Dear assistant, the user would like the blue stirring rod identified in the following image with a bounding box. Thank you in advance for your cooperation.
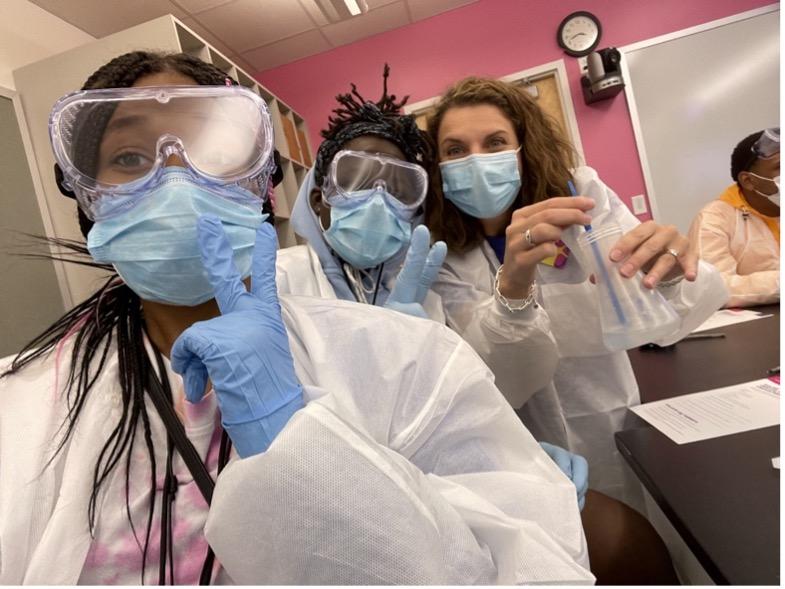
[568,180,591,231]
[567,180,627,325]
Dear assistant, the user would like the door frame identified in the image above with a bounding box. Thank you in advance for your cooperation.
[404,59,585,164]
[0,85,73,309]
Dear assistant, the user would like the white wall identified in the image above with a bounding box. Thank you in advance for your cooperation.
[0,0,93,90]
[622,7,779,234]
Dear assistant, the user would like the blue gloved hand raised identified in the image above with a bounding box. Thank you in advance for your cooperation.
[171,215,304,459]
[539,441,589,511]
[384,225,447,319]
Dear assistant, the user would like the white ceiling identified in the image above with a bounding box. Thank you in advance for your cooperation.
[30,0,477,73]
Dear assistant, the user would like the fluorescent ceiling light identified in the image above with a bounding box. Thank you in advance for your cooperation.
[314,0,368,22]
[344,0,362,16]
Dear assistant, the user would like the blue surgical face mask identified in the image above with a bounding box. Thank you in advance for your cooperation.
[322,190,412,270]
[439,148,522,219]
[87,168,265,306]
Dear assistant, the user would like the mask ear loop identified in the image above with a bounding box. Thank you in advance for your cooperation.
[747,171,780,189]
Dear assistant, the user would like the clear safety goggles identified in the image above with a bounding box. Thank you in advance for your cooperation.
[323,150,428,211]
[49,85,275,220]
[752,127,780,159]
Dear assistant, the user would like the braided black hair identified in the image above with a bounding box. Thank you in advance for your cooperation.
[313,64,430,186]
[2,50,271,584]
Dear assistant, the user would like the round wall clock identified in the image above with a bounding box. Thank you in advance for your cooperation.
[557,11,602,57]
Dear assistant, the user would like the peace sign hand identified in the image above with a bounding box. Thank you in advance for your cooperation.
[171,215,304,458]
[384,225,447,319]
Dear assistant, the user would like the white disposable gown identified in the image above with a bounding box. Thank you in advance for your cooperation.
[0,295,594,585]
[431,166,729,511]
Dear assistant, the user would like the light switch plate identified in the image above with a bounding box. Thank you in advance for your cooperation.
[578,56,588,73]
[631,194,648,215]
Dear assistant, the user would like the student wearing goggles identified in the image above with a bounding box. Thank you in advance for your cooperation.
[689,127,780,307]
[319,148,430,282]
[282,66,448,319]
[51,85,275,221]
[51,83,275,306]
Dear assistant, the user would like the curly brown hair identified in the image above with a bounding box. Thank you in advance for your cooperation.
[425,77,578,253]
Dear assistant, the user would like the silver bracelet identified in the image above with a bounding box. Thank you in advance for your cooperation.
[494,265,537,312]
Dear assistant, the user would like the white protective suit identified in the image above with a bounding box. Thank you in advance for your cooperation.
[279,167,560,407]
[688,184,780,307]
[0,295,594,585]
[432,167,729,511]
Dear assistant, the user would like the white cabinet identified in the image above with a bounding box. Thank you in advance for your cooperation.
[13,14,313,306]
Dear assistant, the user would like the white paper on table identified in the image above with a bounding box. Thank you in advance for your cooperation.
[631,378,780,444]
[691,309,772,333]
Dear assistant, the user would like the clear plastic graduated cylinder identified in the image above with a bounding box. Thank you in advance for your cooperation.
[577,222,680,351]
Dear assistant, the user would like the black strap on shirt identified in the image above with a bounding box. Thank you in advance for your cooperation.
[146,347,232,585]
[198,431,232,585]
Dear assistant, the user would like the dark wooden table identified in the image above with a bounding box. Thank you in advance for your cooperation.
[618,304,780,585]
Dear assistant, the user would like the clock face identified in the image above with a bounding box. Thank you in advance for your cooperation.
[558,12,601,57]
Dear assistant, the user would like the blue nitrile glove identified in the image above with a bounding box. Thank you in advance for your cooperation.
[384,225,447,319]
[171,215,304,458]
[539,441,589,511]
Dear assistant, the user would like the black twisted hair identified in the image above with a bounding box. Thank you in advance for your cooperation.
[313,63,431,186]
[2,50,272,584]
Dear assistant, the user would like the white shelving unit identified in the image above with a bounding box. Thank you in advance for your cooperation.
[13,14,313,306]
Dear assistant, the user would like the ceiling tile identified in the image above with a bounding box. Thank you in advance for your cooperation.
[321,1,408,47]
[406,0,476,22]
[172,0,234,14]
[30,0,188,38]
[365,0,400,8]
[197,0,315,53]
[179,16,233,57]
[242,29,330,71]
[297,0,329,27]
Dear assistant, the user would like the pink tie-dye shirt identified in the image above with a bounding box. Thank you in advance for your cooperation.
[78,390,225,585]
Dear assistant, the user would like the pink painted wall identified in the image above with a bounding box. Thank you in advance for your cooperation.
[257,0,775,217]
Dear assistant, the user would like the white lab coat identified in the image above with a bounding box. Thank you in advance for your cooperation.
[0,295,594,585]
[432,166,729,511]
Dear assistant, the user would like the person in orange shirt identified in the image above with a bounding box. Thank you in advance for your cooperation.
[689,128,780,307]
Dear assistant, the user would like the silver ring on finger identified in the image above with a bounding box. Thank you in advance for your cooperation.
[665,248,680,258]
[524,228,536,249]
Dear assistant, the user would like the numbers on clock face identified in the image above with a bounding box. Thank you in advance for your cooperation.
[562,17,598,52]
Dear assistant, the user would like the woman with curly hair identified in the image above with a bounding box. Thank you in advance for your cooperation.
[424,77,727,579]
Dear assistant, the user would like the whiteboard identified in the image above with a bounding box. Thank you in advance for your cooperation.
[622,7,779,234]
